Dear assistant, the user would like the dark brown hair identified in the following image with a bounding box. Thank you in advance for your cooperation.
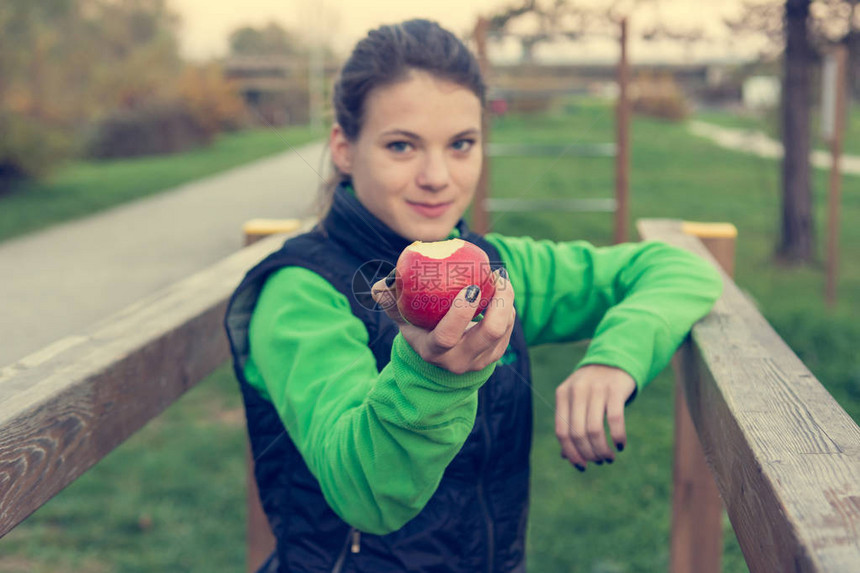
[316,19,487,222]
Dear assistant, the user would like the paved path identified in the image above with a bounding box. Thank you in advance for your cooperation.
[0,141,328,367]
[688,120,860,175]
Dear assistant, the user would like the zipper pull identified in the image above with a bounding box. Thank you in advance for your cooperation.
[351,529,361,553]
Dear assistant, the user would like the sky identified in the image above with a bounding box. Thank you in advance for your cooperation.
[170,0,773,65]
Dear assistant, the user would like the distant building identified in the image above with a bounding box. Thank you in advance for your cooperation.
[488,61,744,108]
[222,55,340,127]
[742,76,781,110]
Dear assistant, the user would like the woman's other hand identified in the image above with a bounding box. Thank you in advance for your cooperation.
[371,268,515,375]
[554,364,636,470]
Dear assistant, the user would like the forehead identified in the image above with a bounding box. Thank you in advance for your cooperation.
[362,71,482,137]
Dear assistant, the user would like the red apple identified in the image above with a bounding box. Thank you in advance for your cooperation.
[394,239,496,330]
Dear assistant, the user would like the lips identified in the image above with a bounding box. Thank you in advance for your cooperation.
[407,200,454,218]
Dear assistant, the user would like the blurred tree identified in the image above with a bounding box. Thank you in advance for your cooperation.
[0,0,181,122]
[0,0,78,121]
[781,0,815,263]
[85,0,182,113]
[483,0,588,63]
[226,20,338,60]
[0,0,84,184]
[175,63,247,133]
[481,0,689,63]
[229,22,301,56]
[0,0,186,187]
[725,0,859,263]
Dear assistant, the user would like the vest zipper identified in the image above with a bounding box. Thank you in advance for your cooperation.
[331,526,357,573]
[477,385,495,573]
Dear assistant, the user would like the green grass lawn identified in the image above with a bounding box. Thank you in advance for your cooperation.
[2,101,858,572]
[0,125,322,243]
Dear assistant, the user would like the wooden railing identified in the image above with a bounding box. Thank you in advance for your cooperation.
[640,219,860,573]
[1,218,858,573]
[0,222,314,571]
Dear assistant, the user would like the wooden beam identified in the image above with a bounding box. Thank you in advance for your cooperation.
[0,226,312,539]
[639,219,860,572]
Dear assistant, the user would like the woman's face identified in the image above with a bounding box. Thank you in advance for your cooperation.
[330,70,483,242]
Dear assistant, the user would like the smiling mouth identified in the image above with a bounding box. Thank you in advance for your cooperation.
[407,200,454,218]
[408,200,454,207]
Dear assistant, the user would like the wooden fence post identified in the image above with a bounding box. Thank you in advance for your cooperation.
[825,45,847,308]
[242,219,304,573]
[473,16,491,235]
[614,17,630,245]
[245,440,276,573]
[669,222,737,573]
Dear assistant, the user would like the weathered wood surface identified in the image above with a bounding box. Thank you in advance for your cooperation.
[639,219,860,573]
[0,225,312,538]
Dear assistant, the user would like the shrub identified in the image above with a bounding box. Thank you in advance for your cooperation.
[506,92,556,114]
[0,112,74,191]
[175,63,249,133]
[631,71,690,121]
[85,101,213,160]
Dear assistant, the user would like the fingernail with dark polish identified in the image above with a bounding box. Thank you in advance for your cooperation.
[465,285,480,303]
[385,269,396,287]
[605,458,614,464]
[574,464,586,472]
[498,267,508,280]
[595,460,603,466]
[616,443,624,452]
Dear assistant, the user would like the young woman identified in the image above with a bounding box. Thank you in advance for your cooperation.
[225,19,722,573]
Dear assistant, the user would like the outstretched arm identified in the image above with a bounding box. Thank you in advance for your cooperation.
[484,234,723,468]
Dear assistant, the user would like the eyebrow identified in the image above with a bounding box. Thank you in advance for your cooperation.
[380,128,481,140]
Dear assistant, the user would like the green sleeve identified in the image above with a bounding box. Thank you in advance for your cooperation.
[483,233,723,392]
[244,266,496,535]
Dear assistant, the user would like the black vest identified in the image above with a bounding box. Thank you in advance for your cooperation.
[225,183,534,573]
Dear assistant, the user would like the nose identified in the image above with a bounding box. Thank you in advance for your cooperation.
[416,150,450,191]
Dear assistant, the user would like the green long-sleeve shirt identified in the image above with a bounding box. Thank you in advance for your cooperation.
[243,231,722,535]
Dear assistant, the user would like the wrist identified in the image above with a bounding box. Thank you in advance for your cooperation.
[394,333,496,389]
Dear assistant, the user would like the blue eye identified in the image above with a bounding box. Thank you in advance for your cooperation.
[387,141,411,153]
[452,139,476,152]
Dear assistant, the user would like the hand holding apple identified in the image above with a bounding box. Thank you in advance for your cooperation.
[370,239,516,375]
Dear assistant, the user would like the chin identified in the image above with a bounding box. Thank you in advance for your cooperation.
[392,204,467,241]
[407,227,450,242]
